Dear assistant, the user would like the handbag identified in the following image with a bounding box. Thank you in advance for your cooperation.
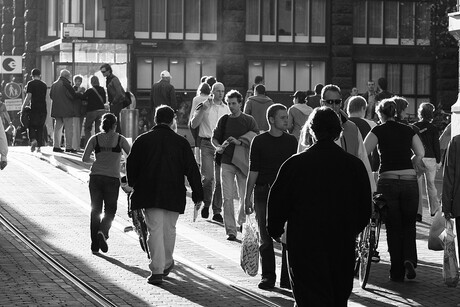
[428,210,445,251]
[443,219,459,287]
[215,114,229,165]
[123,91,133,109]
[19,106,31,128]
[240,214,259,277]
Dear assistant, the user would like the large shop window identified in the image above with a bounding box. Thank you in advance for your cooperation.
[356,63,431,117]
[248,60,325,92]
[137,57,217,90]
[135,0,217,40]
[47,0,105,37]
[353,1,431,46]
[246,0,326,43]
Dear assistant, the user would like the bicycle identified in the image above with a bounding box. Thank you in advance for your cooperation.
[120,176,150,259]
[355,193,387,289]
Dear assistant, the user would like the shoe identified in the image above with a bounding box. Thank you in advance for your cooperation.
[91,243,99,254]
[279,281,291,289]
[404,260,416,280]
[212,213,223,223]
[163,260,175,277]
[65,148,77,153]
[258,278,275,290]
[227,234,237,241]
[201,206,209,219]
[36,147,41,153]
[371,250,380,263]
[97,231,108,253]
[416,214,422,222]
[53,147,64,152]
[30,140,37,152]
[147,274,163,285]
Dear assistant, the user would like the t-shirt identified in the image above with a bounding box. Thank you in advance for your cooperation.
[250,132,298,185]
[213,112,258,165]
[371,120,415,173]
[26,79,47,114]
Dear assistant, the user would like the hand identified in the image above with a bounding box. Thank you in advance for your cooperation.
[227,137,240,145]
[436,163,442,171]
[0,161,7,170]
[244,197,254,215]
[444,212,453,220]
[273,237,281,243]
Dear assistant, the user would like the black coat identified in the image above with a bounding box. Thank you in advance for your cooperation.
[267,140,371,305]
[126,124,203,213]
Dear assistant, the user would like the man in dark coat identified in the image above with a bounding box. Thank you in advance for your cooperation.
[150,70,177,111]
[127,105,203,286]
[267,107,371,306]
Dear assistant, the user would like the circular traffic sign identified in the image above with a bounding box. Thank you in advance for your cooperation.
[4,82,21,99]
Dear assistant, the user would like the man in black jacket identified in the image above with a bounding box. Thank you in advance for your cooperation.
[127,105,203,286]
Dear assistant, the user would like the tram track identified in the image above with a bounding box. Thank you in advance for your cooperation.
[6,152,287,307]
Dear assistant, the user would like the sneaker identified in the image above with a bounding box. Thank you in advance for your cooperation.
[65,148,77,153]
[371,250,380,263]
[91,242,99,254]
[147,274,163,285]
[258,278,275,290]
[53,147,64,153]
[201,206,209,219]
[36,147,41,153]
[212,213,223,223]
[404,260,416,280]
[97,231,108,253]
[30,140,37,152]
[227,234,237,241]
[163,260,175,277]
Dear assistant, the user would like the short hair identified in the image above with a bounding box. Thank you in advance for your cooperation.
[154,105,175,125]
[100,113,117,133]
[31,68,41,77]
[418,102,435,121]
[60,69,71,79]
[347,96,367,114]
[306,90,315,96]
[73,75,83,83]
[321,84,341,100]
[225,89,243,104]
[393,96,409,120]
[200,76,208,83]
[198,82,211,95]
[254,76,264,84]
[100,63,112,73]
[211,82,224,93]
[307,106,343,142]
[90,76,99,87]
[205,76,217,88]
[254,84,266,95]
[377,77,388,91]
[368,80,375,84]
[376,98,397,120]
[266,103,286,123]
[314,83,324,95]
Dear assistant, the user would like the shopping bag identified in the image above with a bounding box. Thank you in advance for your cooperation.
[428,210,446,251]
[443,220,459,287]
[240,214,259,277]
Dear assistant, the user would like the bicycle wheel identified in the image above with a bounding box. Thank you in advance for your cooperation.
[359,224,375,289]
[139,217,150,259]
[354,234,361,277]
[132,210,150,259]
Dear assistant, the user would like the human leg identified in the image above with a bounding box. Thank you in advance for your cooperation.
[200,140,215,210]
[89,175,104,251]
[235,169,247,226]
[280,243,291,289]
[144,208,166,275]
[416,174,424,217]
[400,180,419,272]
[53,117,64,149]
[72,117,81,150]
[212,161,223,215]
[423,158,440,215]
[99,176,120,239]
[163,210,180,272]
[221,163,237,236]
[63,117,74,150]
[84,110,98,147]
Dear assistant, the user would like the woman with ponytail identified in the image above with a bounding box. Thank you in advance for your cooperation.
[82,113,131,254]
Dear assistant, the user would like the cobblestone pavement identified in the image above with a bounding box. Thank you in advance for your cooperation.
[0,146,460,306]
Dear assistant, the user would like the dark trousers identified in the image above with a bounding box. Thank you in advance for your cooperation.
[110,103,122,134]
[89,175,120,247]
[377,178,418,279]
[254,184,276,281]
[28,112,47,147]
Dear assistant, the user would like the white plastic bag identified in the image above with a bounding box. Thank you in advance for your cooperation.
[443,220,459,287]
[428,210,445,251]
[240,214,259,277]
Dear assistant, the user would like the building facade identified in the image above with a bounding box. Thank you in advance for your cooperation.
[1,0,458,129]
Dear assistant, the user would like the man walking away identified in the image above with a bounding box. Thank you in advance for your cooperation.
[127,105,203,286]
[150,70,177,111]
[243,84,273,132]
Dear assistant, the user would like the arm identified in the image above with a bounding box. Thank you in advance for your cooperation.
[411,134,425,166]
[110,77,125,105]
[364,132,378,155]
[244,171,259,214]
[357,132,376,192]
[190,100,209,129]
[21,93,32,112]
[185,144,204,203]
[121,136,131,156]
[287,108,294,132]
[82,136,96,163]
[243,100,252,115]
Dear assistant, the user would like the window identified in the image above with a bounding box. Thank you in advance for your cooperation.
[136,57,217,90]
[353,1,431,45]
[246,0,326,43]
[47,0,105,37]
[356,62,431,116]
[248,60,325,92]
[135,0,217,40]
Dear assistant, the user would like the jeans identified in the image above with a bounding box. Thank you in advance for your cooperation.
[221,163,246,236]
[417,158,440,216]
[53,117,74,149]
[377,178,418,279]
[254,184,275,281]
[84,109,105,147]
[89,175,120,247]
[200,139,222,214]
[28,112,47,147]
[144,208,179,275]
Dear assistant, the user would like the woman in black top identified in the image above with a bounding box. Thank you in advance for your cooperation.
[364,97,424,282]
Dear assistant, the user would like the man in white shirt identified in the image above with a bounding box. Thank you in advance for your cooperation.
[190,82,229,222]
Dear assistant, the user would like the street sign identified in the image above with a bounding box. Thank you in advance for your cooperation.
[4,98,22,111]
[61,23,84,38]
[1,56,22,74]
[4,82,22,99]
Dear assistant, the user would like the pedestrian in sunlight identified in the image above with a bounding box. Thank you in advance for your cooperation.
[82,113,131,254]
